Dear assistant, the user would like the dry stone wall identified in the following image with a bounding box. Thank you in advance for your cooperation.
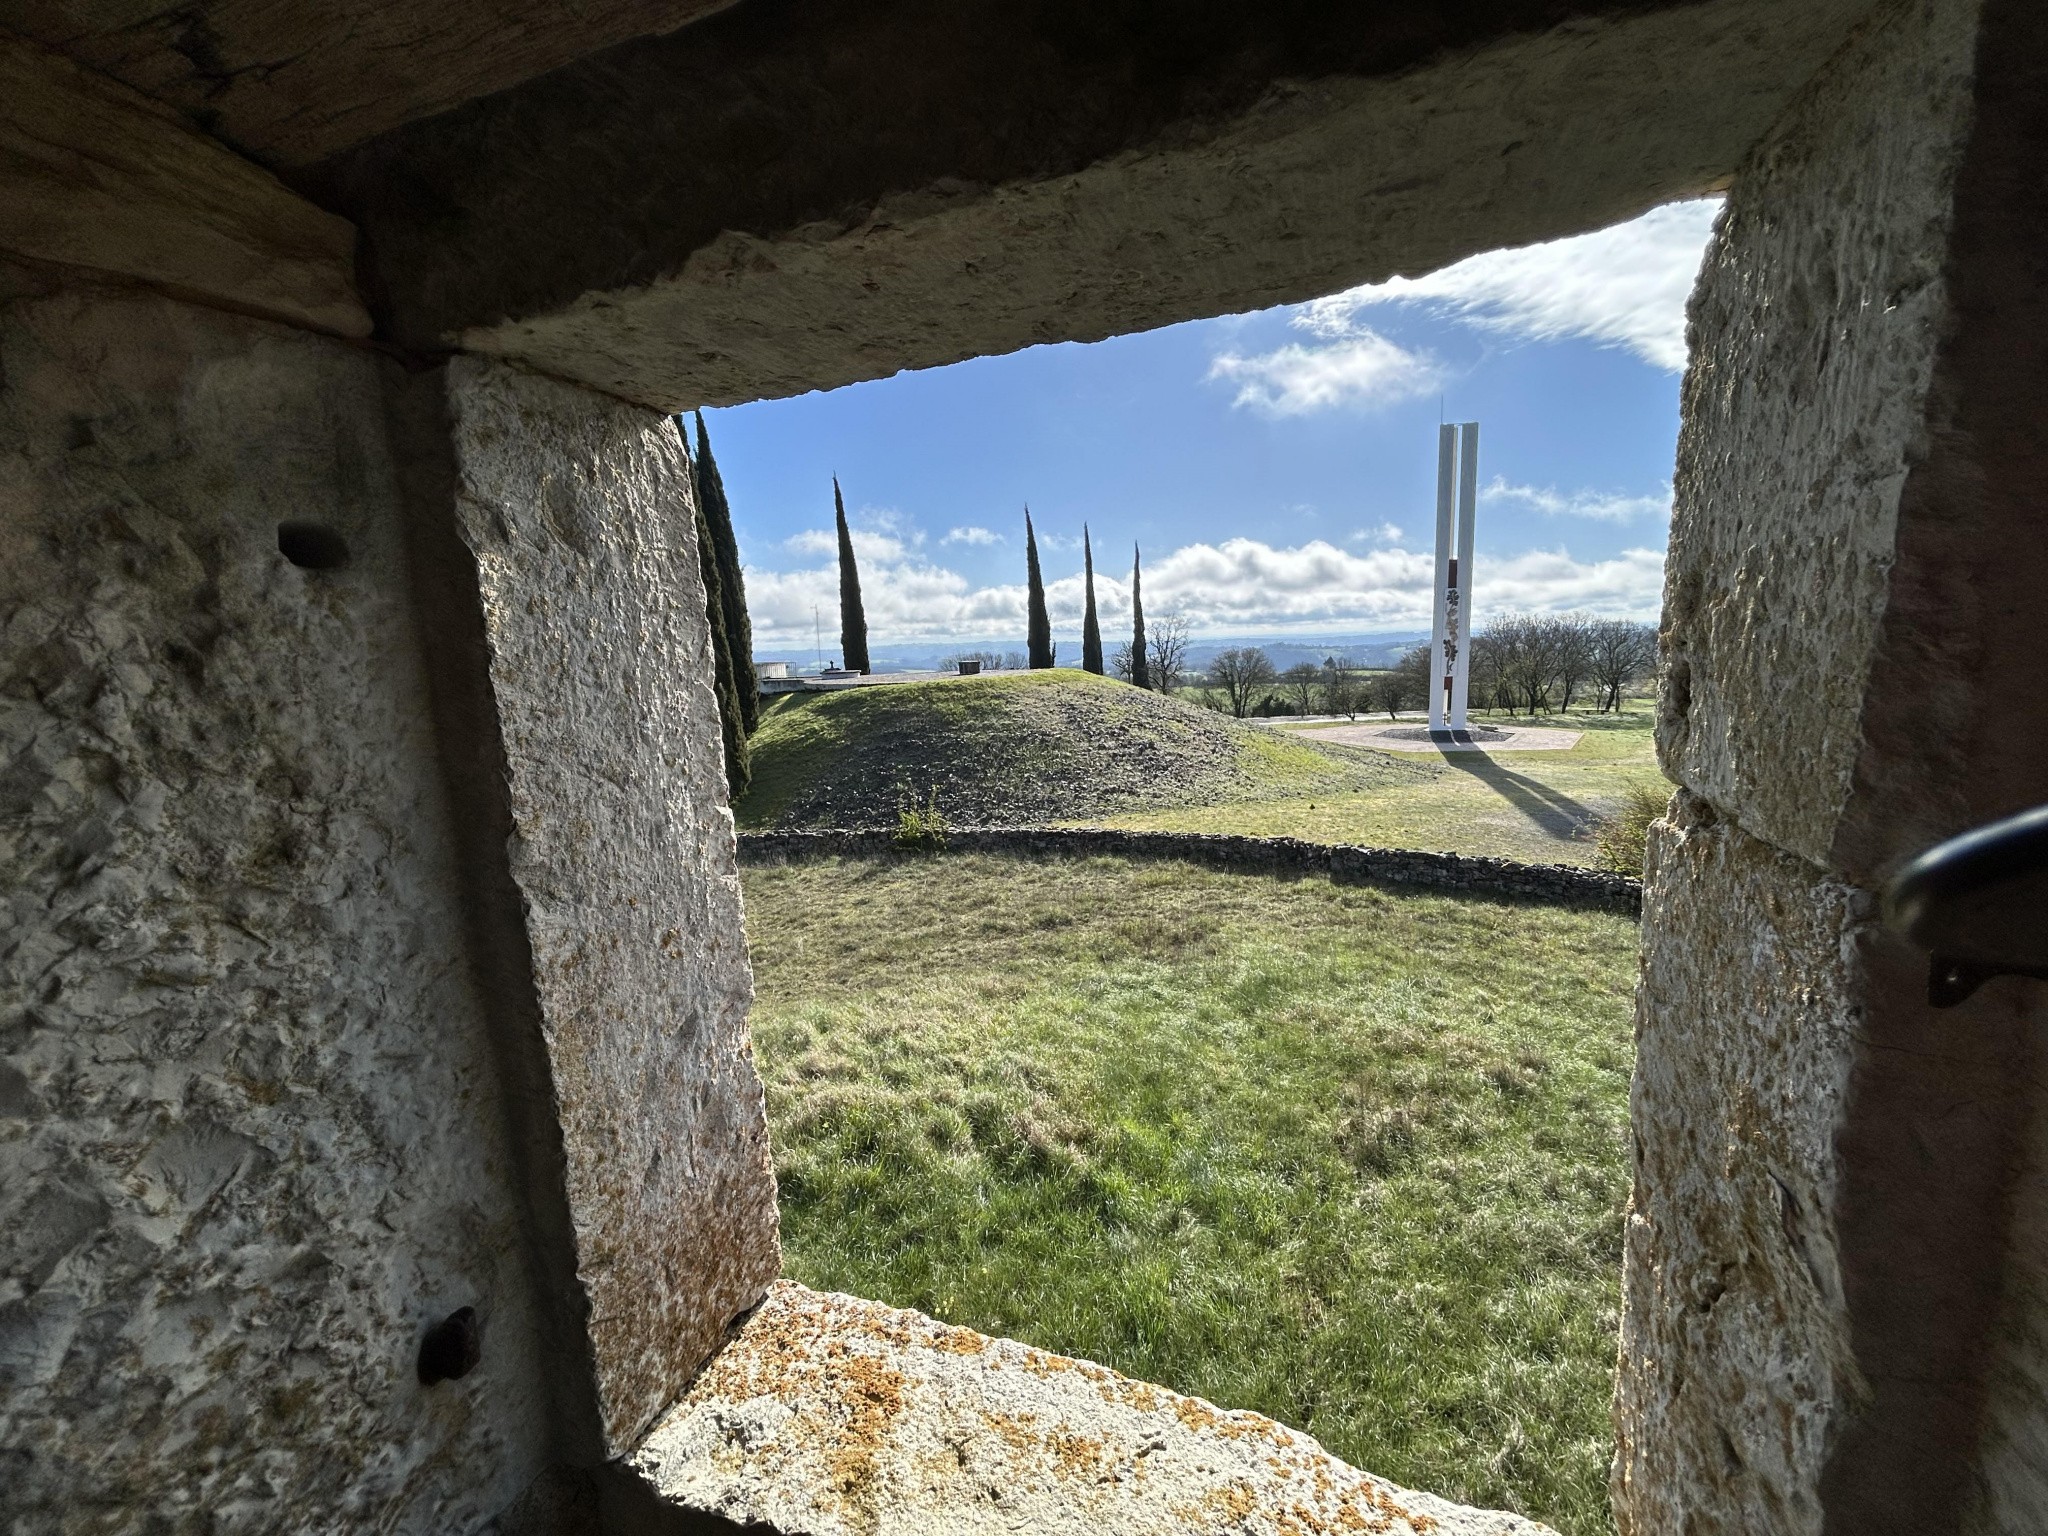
[737,828,1643,915]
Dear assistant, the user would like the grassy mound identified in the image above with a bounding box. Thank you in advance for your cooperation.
[738,670,1432,830]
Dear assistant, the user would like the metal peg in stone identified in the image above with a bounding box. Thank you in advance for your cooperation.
[418,1306,481,1385]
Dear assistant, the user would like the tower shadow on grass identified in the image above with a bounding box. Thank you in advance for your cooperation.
[1434,751,1600,843]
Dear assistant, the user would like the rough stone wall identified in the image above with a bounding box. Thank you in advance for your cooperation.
[1655,0,1978,870]
[0,277,552,1532]
[1615,796,1869,1533]
[1615,0,2048,1530]
[443,357,780,1454]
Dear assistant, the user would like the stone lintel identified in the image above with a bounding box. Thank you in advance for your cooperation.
[5,0,738,167]
[0,34,370,337]
[314,0,1882,411]
[637,1281,1556,1536]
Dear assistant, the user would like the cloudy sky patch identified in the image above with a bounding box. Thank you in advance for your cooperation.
[711,198,1717,652]
[1295,198,1720,372]
[1207,331,1446,417]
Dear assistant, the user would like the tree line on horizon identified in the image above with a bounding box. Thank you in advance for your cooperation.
[1200,613,1658,720]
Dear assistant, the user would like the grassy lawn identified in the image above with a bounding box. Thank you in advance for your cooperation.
[1081,705,1668,866]
[746,853,1635,1534]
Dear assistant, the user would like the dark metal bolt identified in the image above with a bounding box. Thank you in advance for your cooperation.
[418,1306,481,1385]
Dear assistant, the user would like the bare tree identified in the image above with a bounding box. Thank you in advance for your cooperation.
[1391,644,1432,716]
[1484,615,1569,714]
[1553,614,1597,711]
[1109,640,1135,680]
[1467,629,1506,715]
[1588,618,1659,711]
[1148,613,1193,693]
[1321,656,1361,719]
[1280,661,1322,716]
[1361,671,1401,718]
[1210,647,1277,717]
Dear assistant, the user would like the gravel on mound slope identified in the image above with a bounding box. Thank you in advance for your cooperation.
[740,671,1434,830]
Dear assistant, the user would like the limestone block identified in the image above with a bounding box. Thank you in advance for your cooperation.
[638,1281,1556,1536]
[0,35,369,336]
[1657,0,1980,867]
[443,357,779,1452]
[1613,793,1869,1536]
[0,283,547,1531]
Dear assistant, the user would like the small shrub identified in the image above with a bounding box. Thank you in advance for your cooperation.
[1589,782,1669,875]
[892,785,950,852]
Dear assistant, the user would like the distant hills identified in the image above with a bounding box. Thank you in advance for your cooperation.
[736,670,1431,831]
[754,631,1426,676]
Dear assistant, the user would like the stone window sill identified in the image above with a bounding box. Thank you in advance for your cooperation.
[635,1281,1556,1535]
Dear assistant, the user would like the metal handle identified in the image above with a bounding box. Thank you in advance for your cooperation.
[1884,803,2048,1006]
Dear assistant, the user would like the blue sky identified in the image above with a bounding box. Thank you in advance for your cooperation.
[708,198,1721,651]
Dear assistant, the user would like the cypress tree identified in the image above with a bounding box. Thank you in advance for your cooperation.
[691,484,751,795]
[835,477,871,674]
[693,411,758,732]
[1080,525,1104,675]
[1024,509,1054,669]
[1130,544,1152,689]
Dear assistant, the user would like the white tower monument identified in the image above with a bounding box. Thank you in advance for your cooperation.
[1426,421,1480,739]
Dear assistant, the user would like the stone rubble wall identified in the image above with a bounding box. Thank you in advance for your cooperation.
[737,828,1643,916]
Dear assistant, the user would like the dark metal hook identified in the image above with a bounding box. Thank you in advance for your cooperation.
[1884,804,2048,1007]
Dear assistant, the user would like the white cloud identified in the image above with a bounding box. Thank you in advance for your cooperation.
[783,526,914,563]
[1351,522,1405,546]
[943,525,1002,545]
[745,533,1663,645]
[1297,197,1721,371]
[1207,331,1445,417]
[1480,476,1673,524]
[1478,546,1669,616]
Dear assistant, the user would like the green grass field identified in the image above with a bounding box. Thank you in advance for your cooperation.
[1084,705,1668,866]
[746,853,1635,1534]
